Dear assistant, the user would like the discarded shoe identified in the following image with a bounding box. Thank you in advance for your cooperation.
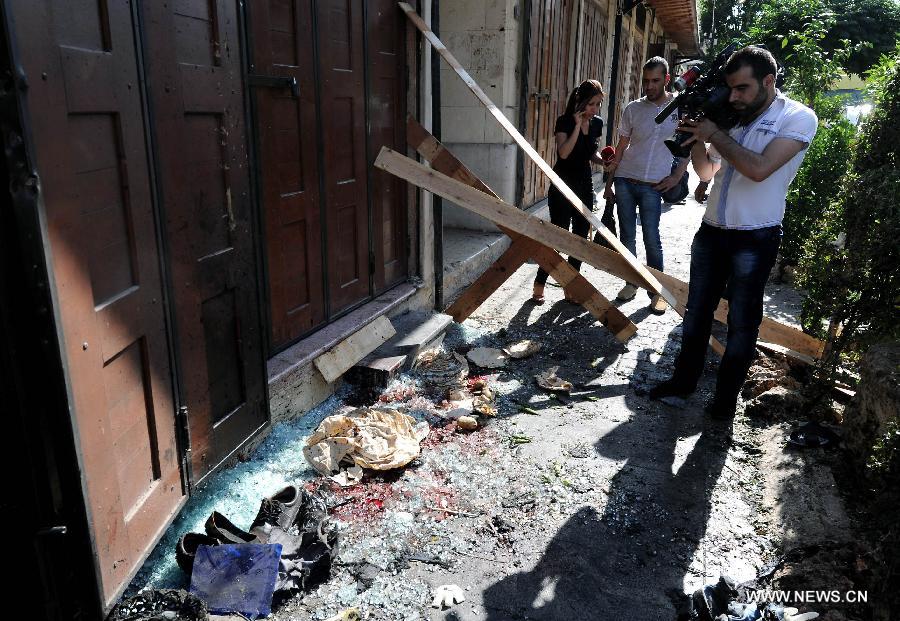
[648,379,694,400]
[649,294,667,315]
[204,511,258,545]
[689,575,738,621]
[109,589,208,621]
[250,485,303,542]
[176,532,220,574]
[616,283,638,301]
[787,421,839,449]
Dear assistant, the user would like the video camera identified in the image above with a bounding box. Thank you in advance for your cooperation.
[655,43,741,158]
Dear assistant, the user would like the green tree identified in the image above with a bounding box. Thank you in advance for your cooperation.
[798,46,900,362]
[749,0,900,75]
[779,12,853,108]
[698,0,764,59]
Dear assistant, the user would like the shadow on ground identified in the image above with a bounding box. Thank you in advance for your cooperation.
[481,323,733,620]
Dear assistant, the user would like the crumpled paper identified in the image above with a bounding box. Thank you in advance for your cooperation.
[535,366,573,392]
[466,347,508,369]
[304,408,429,485]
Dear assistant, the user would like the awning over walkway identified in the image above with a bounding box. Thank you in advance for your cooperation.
[646,0,700,56]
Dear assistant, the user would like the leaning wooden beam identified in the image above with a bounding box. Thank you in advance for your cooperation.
[398,2,676,309]
[445,236,534,321]
[375,147,825,361]
[407,117,637,341]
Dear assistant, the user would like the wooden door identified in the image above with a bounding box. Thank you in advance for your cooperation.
[523,0,575,206]
[317,0,371,314]
[580,0,609,87]
[141,0,268,484]
[367,0,408,294]
[250,0,326,347]
[6,0,184,609]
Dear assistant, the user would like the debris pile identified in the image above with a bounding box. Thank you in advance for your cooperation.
[742,351,806,420]
[304,408,429,486]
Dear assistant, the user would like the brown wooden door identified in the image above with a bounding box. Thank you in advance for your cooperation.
[317,0,371,314]
[141,0,267,484]
[368,0,408,293]
[6,0,184,609]
[523,0,575,207]
[580,0,609,86]
[250,0,326,347]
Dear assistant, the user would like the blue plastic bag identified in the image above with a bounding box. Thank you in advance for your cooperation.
[189,543,282,619]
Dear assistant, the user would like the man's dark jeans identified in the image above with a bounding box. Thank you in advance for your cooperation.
[671,222,782,408]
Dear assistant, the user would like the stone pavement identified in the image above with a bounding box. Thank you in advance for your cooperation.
[131,169,820,621]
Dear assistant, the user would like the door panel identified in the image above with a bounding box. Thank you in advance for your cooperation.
[7,0,183,609]
[523,0,574,206]
[317,0,370,314]
[251,0,326,348]
[141,0,267,483]
[367,0,408,293]
[580,1,608,86]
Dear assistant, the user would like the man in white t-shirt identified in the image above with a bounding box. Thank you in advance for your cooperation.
[604,56,689,314]
[649,46,818,419]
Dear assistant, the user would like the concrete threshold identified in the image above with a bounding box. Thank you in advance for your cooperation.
[267,283,417,384]
[442,198,550,304]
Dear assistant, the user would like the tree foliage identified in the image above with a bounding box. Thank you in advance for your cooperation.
[748,0,900,75]
[797,47,900,359]
[781,98,856,267]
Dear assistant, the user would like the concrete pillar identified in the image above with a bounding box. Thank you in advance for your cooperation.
[439,0,522,231]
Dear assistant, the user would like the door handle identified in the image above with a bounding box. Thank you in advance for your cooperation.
[248,74,299,98]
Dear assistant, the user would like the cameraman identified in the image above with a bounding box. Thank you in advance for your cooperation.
[649,46,818,419]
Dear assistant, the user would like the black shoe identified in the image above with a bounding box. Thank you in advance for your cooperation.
[648,379,694,400]
[204,511,258,545]
[704,399,736,420]
[250,485,304,542]
[175,532,219,574]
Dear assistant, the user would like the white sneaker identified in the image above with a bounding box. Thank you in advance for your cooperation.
[649,294,667,314]
[616,283,638,301]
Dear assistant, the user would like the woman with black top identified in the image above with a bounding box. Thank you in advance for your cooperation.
[532,79,605,304]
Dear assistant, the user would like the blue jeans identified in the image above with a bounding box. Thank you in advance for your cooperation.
[614,178,664,274]
[671,223,782,408]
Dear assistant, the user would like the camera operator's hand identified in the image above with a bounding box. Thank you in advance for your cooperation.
[678,117,721,146]
[653,173,681,193]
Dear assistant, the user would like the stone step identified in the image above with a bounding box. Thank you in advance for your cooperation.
[347,311,453,388]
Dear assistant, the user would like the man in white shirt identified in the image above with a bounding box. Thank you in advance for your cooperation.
[649,46,818,419]
[604,57,689,314]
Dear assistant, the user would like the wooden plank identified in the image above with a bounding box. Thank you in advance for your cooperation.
[407,117,636,342]
[314,315,397,383]
[398,2,678,310]
[528,244,638,341]
[445,237,534,321]
[375,147,825,361]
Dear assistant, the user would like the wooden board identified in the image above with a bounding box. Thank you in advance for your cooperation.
[375,147,825,361]
[408,118,636,341]
[314,315,397,383]
[398,2,678,309]
[445,237,535,321]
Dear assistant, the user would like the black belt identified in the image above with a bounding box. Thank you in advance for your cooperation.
[621,177,658,187]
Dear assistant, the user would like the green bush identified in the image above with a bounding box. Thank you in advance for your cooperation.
[781,100,856,269]
[797,49,900,351]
